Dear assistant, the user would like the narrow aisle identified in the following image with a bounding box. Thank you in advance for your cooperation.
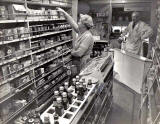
[105,80,141,124]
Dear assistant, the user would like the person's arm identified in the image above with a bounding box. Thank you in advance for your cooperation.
[57,8,79,33]
[71,34,93,57]
[121,23,130,37]
[140,23,153,40]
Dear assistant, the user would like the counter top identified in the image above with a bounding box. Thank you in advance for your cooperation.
[114,48,152,62]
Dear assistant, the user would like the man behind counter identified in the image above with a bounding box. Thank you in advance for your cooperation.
[119,11,153,56]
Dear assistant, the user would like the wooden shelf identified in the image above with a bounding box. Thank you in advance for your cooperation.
[32,39,72,55]
[0,0,25,4]
[27,1,72,8]
[30,29,72,39]
[0,50,71,86]
[0,58,71,105]
[0,52,31,66]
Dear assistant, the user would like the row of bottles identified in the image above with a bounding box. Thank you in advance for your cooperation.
[43,75,93,124]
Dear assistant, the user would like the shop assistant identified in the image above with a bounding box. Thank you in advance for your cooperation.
[57,8,94,73]
[120,11,153,55]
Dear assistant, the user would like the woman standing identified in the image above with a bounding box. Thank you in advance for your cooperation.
[57,8,94,73]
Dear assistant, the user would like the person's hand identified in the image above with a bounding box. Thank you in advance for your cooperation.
[118,36,123,43]
[56,7,65,13]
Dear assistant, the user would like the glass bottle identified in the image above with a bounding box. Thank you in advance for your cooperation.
[75,82,80,93]
[54,113,59,124]
[67,88,73,104]
[53,91,59,105]
[77,84,85,101]
[43,116,51,124]
[34,109,43,124]
[62,92,69,110]
[76,75,80,82]
[87,79,92,88]
[55,97,64,116]
[72,78,76,88]
[59,86,64,96]
[64,82,69,92]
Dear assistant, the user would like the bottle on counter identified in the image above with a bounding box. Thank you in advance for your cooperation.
[75,82,80,93]
[64,82,69,92]
[55,97,64,116]
[62,92,69,110]
[87,79,92,88]
[72,78,76,88]
[77,84,85,101]
[79,79,83,85]
[76,75,80,82]
[43,116,51,124]
[53,91,59,105]
[67,89,73,104]
[34,109,43,124]
[59,86,64,96]
[28,118,34,124]
[82,82,88,95]
[54,113,59,124]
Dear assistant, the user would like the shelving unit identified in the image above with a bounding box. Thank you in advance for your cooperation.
[0,0,74,123]
[141,2,160,123]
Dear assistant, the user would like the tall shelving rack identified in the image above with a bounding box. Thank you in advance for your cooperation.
[0,0,75,124]
[141,1,160,124]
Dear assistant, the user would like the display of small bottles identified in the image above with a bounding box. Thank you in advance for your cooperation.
[62,92,69,110]
[55,97,64,116]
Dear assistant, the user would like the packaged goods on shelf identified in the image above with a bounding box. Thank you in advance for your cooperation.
[0,5,8,20]
[8,4,27,20]
[18,74,30,87]
[0,47,5,62]
[0,83,12,99]
[28,8,45,20]
[0,103,12,122]
[29,0,42,3]
[42,0,50,4]
[2,65,11,80]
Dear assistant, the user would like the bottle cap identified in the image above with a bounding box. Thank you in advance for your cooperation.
[54,113,59,120]
[64,82,69,86]
[72,78,76,82]
[62,92,67,97]
[56,97,62,103]
[54,91,59,95]
[59,86,64,91]
[67,88,73,93]
[79,79,83,84]
[76,76,80,79]
[88,79,92,83]
[76,82,80,85]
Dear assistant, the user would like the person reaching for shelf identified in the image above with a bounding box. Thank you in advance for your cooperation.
[57,7,94,74]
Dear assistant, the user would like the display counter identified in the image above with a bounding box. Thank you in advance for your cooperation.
[40,53,114,124]
[114,48,152,94]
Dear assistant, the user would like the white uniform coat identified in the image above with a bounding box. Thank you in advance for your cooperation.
[122,21,153,55]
